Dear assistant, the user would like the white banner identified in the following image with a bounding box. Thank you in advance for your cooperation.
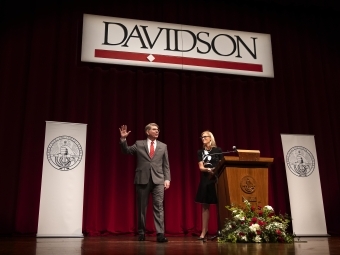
[81,14,274,78]
[37,121,87,237]
[280,134,327,236]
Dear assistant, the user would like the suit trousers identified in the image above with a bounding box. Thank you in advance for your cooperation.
[136,175,165,235]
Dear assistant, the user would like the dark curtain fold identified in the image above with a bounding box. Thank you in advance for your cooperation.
[1,0,339,236]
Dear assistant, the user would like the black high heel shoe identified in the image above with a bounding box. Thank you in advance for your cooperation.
[197,232,208,241]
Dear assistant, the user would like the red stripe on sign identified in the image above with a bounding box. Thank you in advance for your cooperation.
[152,54,183,65]
[95,49,262,72]
[95,49,147,61]
[182,56,263,72]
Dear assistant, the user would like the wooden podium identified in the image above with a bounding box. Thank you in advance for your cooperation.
[213,150,274,229]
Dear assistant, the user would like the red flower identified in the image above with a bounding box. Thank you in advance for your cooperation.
[258,220,265,226]
[251,217,257,223]
[259,211,263,216]
[239,232,245,236]
[251,206,256,212]
[256,230,261,235]
[276,229,282,235]
[277,236,284,243]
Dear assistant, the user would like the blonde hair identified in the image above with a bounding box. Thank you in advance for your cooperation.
[201,130,217,148]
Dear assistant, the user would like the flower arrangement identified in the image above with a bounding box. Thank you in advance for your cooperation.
[218,200,295,243]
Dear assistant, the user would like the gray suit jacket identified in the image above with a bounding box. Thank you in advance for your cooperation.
[120,139,171,185]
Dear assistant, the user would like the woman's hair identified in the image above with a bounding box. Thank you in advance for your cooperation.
[201,130,217,148]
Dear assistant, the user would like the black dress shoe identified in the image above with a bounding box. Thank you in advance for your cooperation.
[156,234,168,243]
[138,234,145,241]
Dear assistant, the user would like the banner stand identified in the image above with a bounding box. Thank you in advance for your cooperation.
[37,121,87,238]
[280,134,328,237]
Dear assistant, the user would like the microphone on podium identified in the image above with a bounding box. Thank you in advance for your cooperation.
[209,146,237,177]
[209,146,237,156]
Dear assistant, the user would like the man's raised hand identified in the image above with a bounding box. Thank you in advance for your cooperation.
[119,125,131,138]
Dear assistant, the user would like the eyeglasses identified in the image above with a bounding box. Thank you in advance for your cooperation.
[200,136,211,139]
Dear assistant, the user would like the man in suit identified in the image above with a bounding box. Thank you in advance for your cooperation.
[119,123,171,242]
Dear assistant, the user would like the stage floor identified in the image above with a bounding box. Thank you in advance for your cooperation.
[1,236,339,255]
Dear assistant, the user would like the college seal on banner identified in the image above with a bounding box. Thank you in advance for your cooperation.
[46,135,83,170]
[286,146,315,177]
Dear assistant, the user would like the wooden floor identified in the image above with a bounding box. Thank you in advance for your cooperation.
[1,235,340,255]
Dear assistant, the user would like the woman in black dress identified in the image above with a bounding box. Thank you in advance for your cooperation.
[195,130,222,240]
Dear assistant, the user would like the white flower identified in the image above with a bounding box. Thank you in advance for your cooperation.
[244,200,250,206]
[265,222,285,232]
[265,223,275,230]
[241,235,248,242]
[253,235,262,243]
[264,205,274,211]
[249,223,260,233]
[225,224,232,230]
[234,214,245,221]
[263,235,270,242]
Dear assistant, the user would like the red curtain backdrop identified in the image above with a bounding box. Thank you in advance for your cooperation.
[1,0,339,236]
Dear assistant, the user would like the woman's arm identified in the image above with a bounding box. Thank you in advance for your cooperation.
[198,161,214,174]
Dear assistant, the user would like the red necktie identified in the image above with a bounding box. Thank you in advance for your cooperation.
[150,141,155,158]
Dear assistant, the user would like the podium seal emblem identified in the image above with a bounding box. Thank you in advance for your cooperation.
[240,176,256,194]
[46,135,83,171]
[286,146,315,177]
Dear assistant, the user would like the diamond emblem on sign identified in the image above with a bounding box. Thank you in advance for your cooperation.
[147,54,155,62]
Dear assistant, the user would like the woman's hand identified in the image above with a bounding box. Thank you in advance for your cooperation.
[207,168,214,174]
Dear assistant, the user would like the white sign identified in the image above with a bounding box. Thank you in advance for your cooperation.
[81,14,274,78]
[37,121,87,237]
[281,134,328,236]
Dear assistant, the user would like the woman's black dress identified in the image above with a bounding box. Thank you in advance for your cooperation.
[195,147,223,204]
